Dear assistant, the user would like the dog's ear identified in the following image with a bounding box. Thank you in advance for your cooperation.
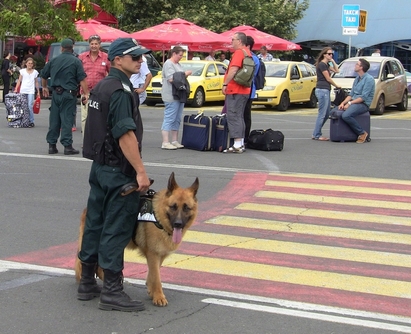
[167,172,178,195]
[189,177,199,197]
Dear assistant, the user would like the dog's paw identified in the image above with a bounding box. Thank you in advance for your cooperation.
[152,294,168,307]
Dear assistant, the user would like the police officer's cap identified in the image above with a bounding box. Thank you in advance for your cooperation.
[108,38,151,61]
[61,38,74,48]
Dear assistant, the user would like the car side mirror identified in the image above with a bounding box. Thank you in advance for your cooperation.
[386,73,395,79]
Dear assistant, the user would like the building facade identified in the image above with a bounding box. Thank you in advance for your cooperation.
[294,0,411,70]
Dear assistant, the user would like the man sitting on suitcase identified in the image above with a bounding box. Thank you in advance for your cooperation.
[337,58,375,143]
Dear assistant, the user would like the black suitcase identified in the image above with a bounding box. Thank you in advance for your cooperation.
[247,129,284,151]
[5,93,31,128]
[181,113,215,151]
[212,114,233,152]
[329,108,371,142]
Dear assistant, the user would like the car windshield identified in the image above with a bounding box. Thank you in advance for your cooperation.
[265,63,288,78]
[333,61,381,79]
[181,63,205,76]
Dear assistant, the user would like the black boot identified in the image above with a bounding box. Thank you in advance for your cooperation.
[98,270,145,312]
[64,145,79,155]
[48,144,58,154]
[77,262,102,300]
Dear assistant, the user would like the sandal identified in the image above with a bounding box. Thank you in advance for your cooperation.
[313,136,329,141]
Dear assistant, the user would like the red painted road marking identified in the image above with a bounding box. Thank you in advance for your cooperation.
[4,172,411,317]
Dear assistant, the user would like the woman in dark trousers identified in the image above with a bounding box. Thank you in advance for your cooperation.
[1,52,12,103]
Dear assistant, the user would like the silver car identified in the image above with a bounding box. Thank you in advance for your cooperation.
[331,56,408,115]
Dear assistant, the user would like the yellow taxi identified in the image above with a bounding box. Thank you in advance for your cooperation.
[145,60,228,107]
[252,61,317,111]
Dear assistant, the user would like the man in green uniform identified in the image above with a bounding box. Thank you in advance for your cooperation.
[41,38,89,155]
[78,38,151,312]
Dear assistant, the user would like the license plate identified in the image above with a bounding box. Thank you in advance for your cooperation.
[152,89,161,94]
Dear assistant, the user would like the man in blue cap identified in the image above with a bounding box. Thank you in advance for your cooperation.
[41,38,89,155]
[78,38,151,312]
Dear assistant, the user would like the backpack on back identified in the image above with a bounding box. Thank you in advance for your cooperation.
[233,49,256,87]
[254,59,266,90]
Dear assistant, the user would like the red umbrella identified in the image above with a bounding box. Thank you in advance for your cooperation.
[220,25,301,51]
[24,35,53,46]
[75,19,131,42]
[55,0,118,25]
[130,18,228,51]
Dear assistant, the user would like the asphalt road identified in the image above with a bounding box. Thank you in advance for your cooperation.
[0,100,410,334]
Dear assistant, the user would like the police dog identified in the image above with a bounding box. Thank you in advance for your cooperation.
[75,172,199,306]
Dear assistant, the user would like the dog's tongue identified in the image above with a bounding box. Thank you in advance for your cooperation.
[172,228,183,244]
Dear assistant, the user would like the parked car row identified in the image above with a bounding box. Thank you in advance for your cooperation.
[126,54,410,115]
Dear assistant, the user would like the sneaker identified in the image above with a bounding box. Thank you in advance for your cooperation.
[223,145,244,153]
[356,131,368,143]
[171,141,184,149]
[161,142,177,150]
[28,123,35,128]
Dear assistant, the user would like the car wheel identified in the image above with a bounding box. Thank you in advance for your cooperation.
[306,89,317,108]
[145,100,157,107]
[373,95,385,115]
[191,87,205,107]
[277,91,289,111]
[396,91,408,111]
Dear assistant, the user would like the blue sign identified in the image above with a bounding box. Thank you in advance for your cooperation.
[342,4,360,28]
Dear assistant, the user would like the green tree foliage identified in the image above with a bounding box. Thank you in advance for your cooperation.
[0,0,124,42]
[119,0,309,40]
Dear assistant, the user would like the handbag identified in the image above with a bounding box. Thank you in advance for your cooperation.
[247,129,284,151]
[33,96,41,114]
[333,88,346,106]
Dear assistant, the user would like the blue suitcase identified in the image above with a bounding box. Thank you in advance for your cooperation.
[182,113,215,151]
[212,114,233,152]
[329,108,371,142]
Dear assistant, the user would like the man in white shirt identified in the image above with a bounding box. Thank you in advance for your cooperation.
[205,51,216,61]
[130,56,153,105]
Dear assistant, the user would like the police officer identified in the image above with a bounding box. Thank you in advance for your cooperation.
[41,38,89,155]
[78,38,151,312]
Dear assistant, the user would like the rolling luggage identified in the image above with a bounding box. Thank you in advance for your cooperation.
[212,114,233,152]
[329,108,371,142]
[5,93,31,128]
[181,113,215,151]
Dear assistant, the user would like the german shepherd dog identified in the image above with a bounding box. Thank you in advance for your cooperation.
[75,172,199,306]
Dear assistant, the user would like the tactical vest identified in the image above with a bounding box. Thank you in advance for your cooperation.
[83,76,143,177]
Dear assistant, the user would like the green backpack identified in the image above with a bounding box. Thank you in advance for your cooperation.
[233,49,256,87]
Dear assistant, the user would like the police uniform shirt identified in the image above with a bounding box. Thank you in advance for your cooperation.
[107,67,137,140]
[41,51,86,90]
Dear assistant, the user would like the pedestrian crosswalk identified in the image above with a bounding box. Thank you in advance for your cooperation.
[124,172,411,318]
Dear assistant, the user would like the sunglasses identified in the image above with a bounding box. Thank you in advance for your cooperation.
[232,38,239,41]
[88,35,101,42]
[326,53,334,55]
[130,55,142,61]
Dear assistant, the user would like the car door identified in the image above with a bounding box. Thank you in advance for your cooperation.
[380,60,398,106]
[298,63,316,101]
[389,60,405,104]
[289,64,304,102]
[204,63,220,100]
[216,63,228,99]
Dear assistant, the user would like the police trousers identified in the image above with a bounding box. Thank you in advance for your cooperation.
[46,91,76,147]
[79,162,140,273]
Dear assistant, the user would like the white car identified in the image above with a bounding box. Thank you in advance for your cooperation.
[331,56,408,115]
